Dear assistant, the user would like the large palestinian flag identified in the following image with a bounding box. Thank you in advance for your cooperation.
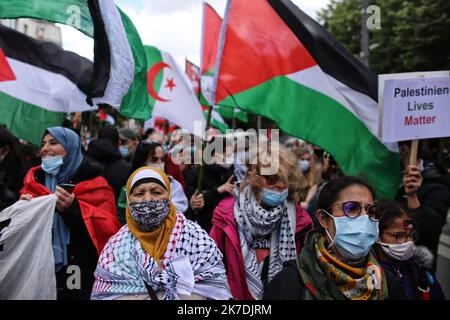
[0,25,95,144]
[0,0,150,120]
[213,0,401,199]
[200,0,248,124]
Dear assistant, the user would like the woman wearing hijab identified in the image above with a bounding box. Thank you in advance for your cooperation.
[263,176,392,300]
[20,127,121,300]
[210,144,313,300]
[116,141,188,225]
[91,166,231,300]
[131,141,188,213]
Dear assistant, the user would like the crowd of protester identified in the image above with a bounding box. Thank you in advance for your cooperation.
[0,122,449,300]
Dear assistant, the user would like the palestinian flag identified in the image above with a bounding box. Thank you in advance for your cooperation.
[200,0,248,125]
[213,0,401,199]
[0,0,150,120]
[201,105,229,133]
[0,25,94,145]
[145,46,205,136]
[215,105,249,124]
[185,59,228,133]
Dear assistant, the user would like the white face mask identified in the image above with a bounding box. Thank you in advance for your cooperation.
[377,240,416,261]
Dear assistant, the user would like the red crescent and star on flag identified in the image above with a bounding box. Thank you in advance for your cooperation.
[0,47,16,82]
[147,61,176,102]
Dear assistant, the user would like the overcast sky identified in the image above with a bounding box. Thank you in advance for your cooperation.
[59,0,330,67]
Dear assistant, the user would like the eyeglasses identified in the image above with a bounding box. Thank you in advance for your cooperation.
[330,201,381,222]
[382,230,419,243]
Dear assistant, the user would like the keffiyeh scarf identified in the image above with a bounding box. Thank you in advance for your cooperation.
[91,212,231,300]
[234,186,297,300]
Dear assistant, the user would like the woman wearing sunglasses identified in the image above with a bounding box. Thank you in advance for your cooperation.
[373,200,444,300]
[264,176,394,300]
[210,144,313,300]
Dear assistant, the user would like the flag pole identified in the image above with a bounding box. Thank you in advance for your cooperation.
[232,108,236,129]
[361,0,370,67]
[195,0,231,209]
[196,104,213,196]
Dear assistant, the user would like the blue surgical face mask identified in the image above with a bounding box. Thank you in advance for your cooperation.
[119,146,129,157]
[261,188,289,207]
[42,155,64,176]
[299,159,310,172]
[323,210,379,260]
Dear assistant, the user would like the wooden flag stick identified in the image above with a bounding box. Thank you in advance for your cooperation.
[409,139,419,166]
[194,105,213,215]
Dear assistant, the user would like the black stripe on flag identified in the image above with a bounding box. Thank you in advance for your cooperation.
[268,0,378,102]
[86,0,111,105]
[0,24,93,95]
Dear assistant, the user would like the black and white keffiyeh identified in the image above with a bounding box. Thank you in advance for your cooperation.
[234,186,297,300]
[91,212,231,300]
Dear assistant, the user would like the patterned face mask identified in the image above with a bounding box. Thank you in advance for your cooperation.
[129,199,171,231]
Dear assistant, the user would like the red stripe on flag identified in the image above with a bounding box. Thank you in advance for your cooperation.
[202,4,223,75]
[216,0,317,103]
[0,47,16,82]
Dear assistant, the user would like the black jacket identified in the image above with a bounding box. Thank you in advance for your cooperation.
[34,158,103,300]
[377,246,445,300]
[263,259,405,300]
[0,154,30,210]
[184,164,235,232]
[397,161,450,273]
[86,139,131,201]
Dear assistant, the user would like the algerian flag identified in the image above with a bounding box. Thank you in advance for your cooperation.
[200,0,248,124]
[0,25,94,144]
[185,59,228,133]
[0,0,150,120]
[145,46,205,136]
[213,0,401,199]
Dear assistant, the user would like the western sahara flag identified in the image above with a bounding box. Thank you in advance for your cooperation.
[0,0,150,120]
[213,0,401,199]
[200,0,248,124]
[0,25,96,144]
[145,46,205,136]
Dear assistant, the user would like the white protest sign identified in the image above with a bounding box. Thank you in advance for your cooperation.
[378,71,449,138]
[380,75,450,143]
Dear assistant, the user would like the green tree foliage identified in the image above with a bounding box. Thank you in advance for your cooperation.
[317,0,450,74]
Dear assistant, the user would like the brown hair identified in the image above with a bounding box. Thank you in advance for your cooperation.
[293,142,318,189]
[241,142,305,202]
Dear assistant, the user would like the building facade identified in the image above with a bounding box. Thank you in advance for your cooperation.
[0,18,62,47]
